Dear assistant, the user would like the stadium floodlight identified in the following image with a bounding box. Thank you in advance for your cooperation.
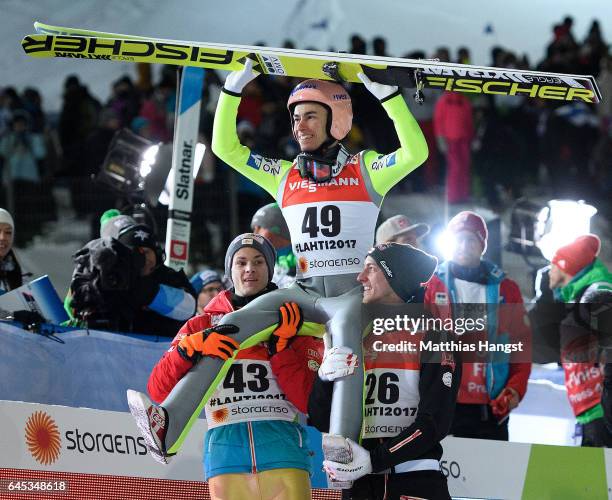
[536,199,597,261]
[98,128,161,195]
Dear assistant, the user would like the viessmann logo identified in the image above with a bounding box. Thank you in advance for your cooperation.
[25,411,61,465]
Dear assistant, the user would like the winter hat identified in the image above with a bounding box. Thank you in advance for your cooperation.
[117,224,158,251]
[376,214,430,244]
[190,269,224,294]
[367,243,438,301]
[224,233,276,283]
[552,234,601,277]
[100,209,138,239]
[447,211,488,254]
[251,203,291,241]
[0,208,15,230]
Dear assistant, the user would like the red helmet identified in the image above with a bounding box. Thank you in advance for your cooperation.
[287,79,353,141]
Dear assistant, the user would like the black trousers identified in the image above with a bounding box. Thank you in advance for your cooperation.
[341,470,450,500]
[450,403,509,441]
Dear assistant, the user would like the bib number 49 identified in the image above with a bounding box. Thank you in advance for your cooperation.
[302,205,341,238]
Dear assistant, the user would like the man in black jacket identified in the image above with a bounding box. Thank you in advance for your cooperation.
[67,212,196,336]
[308,243,460,500]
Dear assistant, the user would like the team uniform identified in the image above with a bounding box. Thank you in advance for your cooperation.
[148,289,322,497]
[155,83,429,456]
[309,317,460,499]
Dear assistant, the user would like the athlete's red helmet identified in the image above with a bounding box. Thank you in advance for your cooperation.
[287,79,353,141]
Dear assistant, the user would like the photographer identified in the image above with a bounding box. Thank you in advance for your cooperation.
[65,213,196,336]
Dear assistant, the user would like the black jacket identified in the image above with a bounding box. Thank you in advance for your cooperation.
[308,326,461,472]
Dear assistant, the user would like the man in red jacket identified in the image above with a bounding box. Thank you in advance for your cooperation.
[425,211,531,440]
[142,233,323,500]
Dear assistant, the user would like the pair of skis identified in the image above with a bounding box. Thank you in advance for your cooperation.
[24,21,602,103]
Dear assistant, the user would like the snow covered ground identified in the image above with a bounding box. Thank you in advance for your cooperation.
[2,0,611,111]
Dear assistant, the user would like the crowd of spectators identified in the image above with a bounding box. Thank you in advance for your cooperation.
[0,16,609,259]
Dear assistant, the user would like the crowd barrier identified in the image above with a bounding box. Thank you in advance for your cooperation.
[1,322,609,499]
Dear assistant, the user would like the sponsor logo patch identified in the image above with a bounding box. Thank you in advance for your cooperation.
[371,153,396,171]
[261,54,286,75]
[25,411,61,465]
[246,153,282,175]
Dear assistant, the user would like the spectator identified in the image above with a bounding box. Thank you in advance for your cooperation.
[251,202,296,288]
[58,75,101,216]
[138,77,174,142]
[0,208,23,294]
[107,75,141,129]
[425,211,532,441]
[189,269,225,314]
[549,234,612,447]
[434,92,474,204]
[0,110,46,245]
[65,210,196,336]
[372,36,387,57]
[309,243,460,499]
[375,214,430,248]
[144,233,323,497]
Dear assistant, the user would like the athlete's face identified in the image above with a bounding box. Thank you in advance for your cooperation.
[293,102,329,152]
[232,247,269,297]
[0,223,13,259]
[358,256,403,304]
[451,230,483,268]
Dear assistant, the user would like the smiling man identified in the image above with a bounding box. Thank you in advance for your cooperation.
[128,59,430,469]
[308,243,461,500]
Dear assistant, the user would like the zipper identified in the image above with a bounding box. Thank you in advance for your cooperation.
[295,425,303,448]
[247,421,257,474]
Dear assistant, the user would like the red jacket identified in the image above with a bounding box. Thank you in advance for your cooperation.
[147,290,322,413]
[424,264,531,405]
[433,91,474,141]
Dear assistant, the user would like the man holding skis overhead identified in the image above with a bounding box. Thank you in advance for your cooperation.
[128,59,428,476]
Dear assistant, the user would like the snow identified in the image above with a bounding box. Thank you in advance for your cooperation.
[2,0,611,111]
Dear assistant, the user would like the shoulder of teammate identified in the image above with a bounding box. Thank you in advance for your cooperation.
[211,91,292,197]
[363,93,428,196]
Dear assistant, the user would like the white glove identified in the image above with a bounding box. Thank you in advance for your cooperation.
[323,438,373,482]
[318,346,358,382]
[224,58,259,94]
[357,72,399,101]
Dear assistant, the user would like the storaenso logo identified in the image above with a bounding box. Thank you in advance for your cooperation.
[22,35,234,65]
[65,428,148,456]
[176,140,193,200]
[440,460,462,480]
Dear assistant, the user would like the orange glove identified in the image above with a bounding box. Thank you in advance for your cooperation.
[268,302,303,355]
[178,324,240,362]
[490,387,520,419]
